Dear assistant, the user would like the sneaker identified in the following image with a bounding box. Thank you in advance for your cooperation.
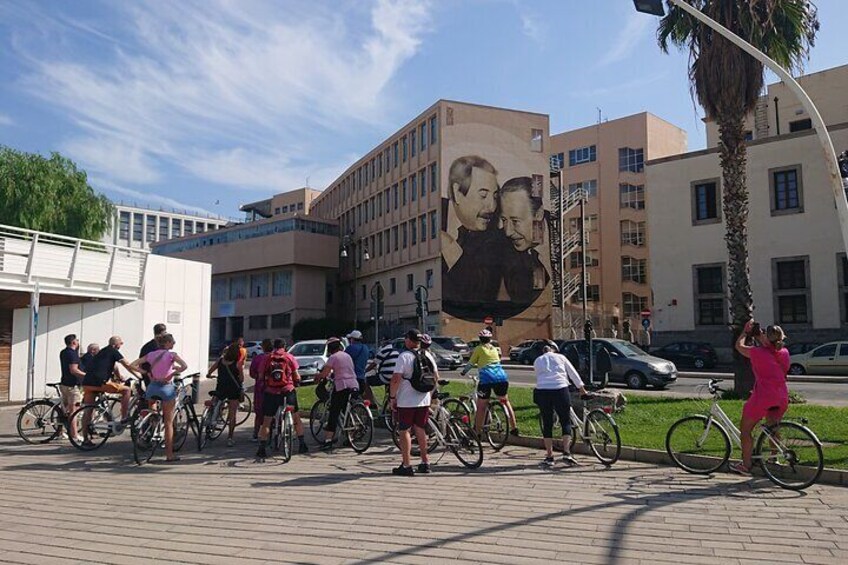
[562,454,578,466]
[227,439,235,447]
[392,465,415,476]
[298,442,309,454]
[542,456,555,467]
[319,440,333,452]
[81,440,96,449]
[256,446,267,459]
[417,462,431,474]
[729,462,752,476]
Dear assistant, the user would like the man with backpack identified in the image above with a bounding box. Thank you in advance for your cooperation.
[256,339,308,459]
[389,329,436,476]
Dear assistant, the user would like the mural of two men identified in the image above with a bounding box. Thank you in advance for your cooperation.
[441,155,550,322]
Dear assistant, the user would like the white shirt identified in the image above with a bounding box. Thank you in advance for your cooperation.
[394,350,432,408]
[534,352,584,390]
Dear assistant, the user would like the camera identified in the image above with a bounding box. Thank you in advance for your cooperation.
[749,322,762,337]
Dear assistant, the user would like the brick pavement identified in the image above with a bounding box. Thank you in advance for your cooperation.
[1,412,847,565]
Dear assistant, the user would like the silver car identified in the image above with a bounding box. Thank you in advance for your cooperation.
[288,338,349,384]
[561,338,677,389]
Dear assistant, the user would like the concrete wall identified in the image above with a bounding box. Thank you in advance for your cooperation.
[9,255,210,402]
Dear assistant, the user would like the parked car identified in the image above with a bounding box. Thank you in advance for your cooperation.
[287,338,350,384]
[786,342,820,356]
[508,339,538,362]
[560,338,677,389]
[652,342,718,370]
[431,336,471,359]
[389,338,463,370]
[466,339,503,358]
[244,341,264,359]
[511,339,558,365]
[789,341,848,375]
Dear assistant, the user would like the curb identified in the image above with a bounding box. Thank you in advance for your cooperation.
[506,435,848,487]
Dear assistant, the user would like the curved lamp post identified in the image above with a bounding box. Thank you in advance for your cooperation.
[340,232,370,329]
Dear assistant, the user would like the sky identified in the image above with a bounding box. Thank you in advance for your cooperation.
[1,0,847,220]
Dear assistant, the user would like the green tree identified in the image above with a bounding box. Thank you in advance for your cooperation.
[657,0,819,394]
[0,146,113,240]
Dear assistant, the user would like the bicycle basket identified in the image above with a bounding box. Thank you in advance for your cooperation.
[315,380,330,402]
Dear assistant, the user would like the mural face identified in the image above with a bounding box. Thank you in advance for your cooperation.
[442,148,550,322]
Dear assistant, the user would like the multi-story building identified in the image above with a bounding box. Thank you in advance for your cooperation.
[152,189,338,345]
[548,113,687,338]
[309,100,552,350]
[647,64,848,359]
[107,203,229,250]
[240,187,323,222]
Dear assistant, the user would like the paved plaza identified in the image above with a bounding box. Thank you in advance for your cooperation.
[1,409,848,565]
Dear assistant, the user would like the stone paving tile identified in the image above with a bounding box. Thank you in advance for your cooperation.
[1,415,847,565]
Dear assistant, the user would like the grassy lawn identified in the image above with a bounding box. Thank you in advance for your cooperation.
[292,380,848,470]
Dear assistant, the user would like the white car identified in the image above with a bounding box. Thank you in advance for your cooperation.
[244,341,264,358]
[288,338,350,384]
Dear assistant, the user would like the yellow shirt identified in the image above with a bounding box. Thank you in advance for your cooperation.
[469,344,500,368]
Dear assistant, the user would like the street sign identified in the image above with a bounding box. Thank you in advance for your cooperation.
[642,318,650,330]
[371,282,384,302]
[483,316,494,325]
[640,310,652,317]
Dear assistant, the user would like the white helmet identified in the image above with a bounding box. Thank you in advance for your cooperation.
[478,329,493,338]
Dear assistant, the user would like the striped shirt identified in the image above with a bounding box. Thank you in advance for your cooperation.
[376,344,400,384]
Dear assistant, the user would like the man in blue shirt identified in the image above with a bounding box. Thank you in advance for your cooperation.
[345,330,374,406]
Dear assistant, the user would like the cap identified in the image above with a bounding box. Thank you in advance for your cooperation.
[346,330,363,340]
[405,329,423,342]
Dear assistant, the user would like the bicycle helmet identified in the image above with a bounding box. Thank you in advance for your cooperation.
[478,329,493,338]
[421,334,432,346]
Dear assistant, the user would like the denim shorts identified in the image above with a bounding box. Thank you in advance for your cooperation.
[146,381,177,402]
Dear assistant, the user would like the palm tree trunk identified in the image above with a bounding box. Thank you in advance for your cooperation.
[718,115,755,396]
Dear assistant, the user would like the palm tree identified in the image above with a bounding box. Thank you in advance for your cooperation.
[657,0,819,394]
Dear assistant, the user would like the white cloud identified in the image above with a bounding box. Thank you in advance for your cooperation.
[0,114,12,126]
[13,0,432,191]
[95,177,222,219]
[599,11,651,66]
[520,11,545,44]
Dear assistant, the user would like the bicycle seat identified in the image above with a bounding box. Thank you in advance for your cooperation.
[46,382,62,388]
[434,392,450,401]
[208,391,219,397]
[438,379,449,386]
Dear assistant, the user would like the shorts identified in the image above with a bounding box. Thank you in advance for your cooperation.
[215,381,243,401]
[58,385,81,408]
[742,394,788,422]
[262,390,298,418]
[396,406,429,431]
[146,381,177,402]
[83,381,129,395]
[477,381,509,400]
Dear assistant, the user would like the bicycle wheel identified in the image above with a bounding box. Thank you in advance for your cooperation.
[235,395,252,426]
[272,412,283,451]
[173,403,189,452]
[381,396,395,432]
[198,406,212,451]
[132,411,160,465]
[756,421,824,491]
[282,411,294,463]
[584,409,621,465]
[69,404,113,451]
[309,400,328,442]
[666,415,731,474]
[208,403,227,440]
[346,402,373,454]
[17,400,63,444]
[442,398,471,421]
[485,401,509,451]
[447,416,483,469]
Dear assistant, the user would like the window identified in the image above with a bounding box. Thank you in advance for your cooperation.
[196,223,205,233]
[619,184,645,210]
[389,277,397,295]
[569,251,599,269]
[568,180,597,199]
[426,269,434,288]
[271,313,291,329]
[694,264,725,325]
[378,154,383,177]
[812,344,837,358]
[569,214,598,233]
[392,226,399,251]
[384,148,390,171]
[402,179,407,205]
[377,193,382,217]
[249,315,268,330]
[172,218,181,237]
[773,257,809,324]
[361,284,366,301]
[551,152,565,171]
[770,166,803,214]
[370,197,375,221]
[618,147,644,172]
[430,163,438,193]
[411,175,417,201]
[184,221,194,235]
[429,115,437,144]
[229,276,247,299]
[132,214,143,242]
[744,130,754,141]
[621,257,647,284]
[430,211,438,240]
[420,123,427,150]
[272,270,293,296]
[393,184,399,209]
[145,216,156,242]
[789,118,812,132]
[385,189,390,212]
[410,131,416,157]
[377,232,383,256]
[212,279,227,302]
[371,158,375,180]
[568,145,596,166]
[393,142,399,167]
[692,180,720,224]
[297,202,303,211]
[411,220,417,245]
[572,285,600,303]
[401,222,408,248]
[402,136,408,162]
[250,273,270,298]
[420,215,427,242]
[119,212,130,240]
[158,217,168,240]
[419,170,426,197]
[530,128,543,152]
[622,293,648,318]
[407,273,414,291]
[620,220,645,247]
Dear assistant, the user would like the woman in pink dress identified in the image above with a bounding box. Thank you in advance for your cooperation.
[249,339,273,441]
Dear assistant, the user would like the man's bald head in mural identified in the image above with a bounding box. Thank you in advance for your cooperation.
[499,176,545,253]
[448,156,498,232]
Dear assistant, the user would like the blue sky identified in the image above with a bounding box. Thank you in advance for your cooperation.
[1,0,846,220]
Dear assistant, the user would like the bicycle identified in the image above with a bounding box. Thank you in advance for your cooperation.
[68,378,144,451]
[131,374,200,464]
[267,399,296,462]
[442,369,509,451]
[16,382,71,444]
[308,380,374,453]
[665,379,824,490]
[197,377,252,450]
[535,392,622,466]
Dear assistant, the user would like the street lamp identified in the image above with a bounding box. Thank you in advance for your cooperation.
[634,0,848,256]
[340,231,369,329]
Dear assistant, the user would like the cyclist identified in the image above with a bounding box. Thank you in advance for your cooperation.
[59,334,85,441]
[130,333,188,462]
[314,337,359,451]
[206,343,244,447]
[346,330,374,407]
[730,320,790,476]
[256,339,308,459]
[390,329,433,476]
[533,344,588,466]
[463,329,518,438]
[80,342,99,373]
[138,323,167,409]
[249,338,273,441]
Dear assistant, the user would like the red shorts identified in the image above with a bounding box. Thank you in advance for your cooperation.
[742,394,788,422]
[396,406,429,430]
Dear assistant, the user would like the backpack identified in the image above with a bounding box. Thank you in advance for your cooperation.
[409,349,436,393]
[265,350,295,391]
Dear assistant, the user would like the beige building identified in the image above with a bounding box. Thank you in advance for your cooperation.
[549,113,687,338]
[152,188,338,345]
[647,64,848,358]
[241,187,323,222]
[310,100,552,350]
